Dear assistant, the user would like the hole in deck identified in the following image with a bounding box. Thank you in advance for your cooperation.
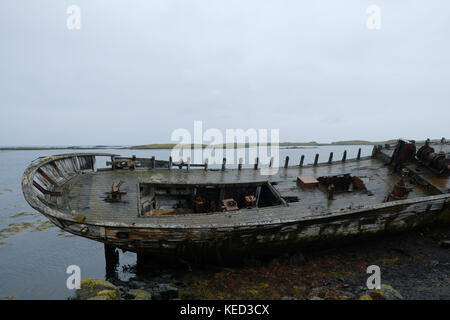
[138,182,282,216]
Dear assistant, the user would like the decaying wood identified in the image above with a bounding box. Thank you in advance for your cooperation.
[21,143,450,261]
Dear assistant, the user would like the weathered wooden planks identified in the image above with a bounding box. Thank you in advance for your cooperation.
[21,149,450,260]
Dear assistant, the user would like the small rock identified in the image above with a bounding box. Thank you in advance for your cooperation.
[88,295,113,300]
[337,290,355,299]
[129,280,150,290]
[281,296,296,300]
[97,289,119,300]
[430,260,439,267]
[117,286,127,294]
[157,283,178,300]
[126,289,152,300]
[76,278,120,300]
[360,284,403,300]
[439,240,450,248]
[308,296,324,300]
[289,252,305,265]
[151,292,162,300]
[160,274,172,281]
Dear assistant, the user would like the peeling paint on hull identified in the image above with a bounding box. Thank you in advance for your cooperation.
[22,146,450,261]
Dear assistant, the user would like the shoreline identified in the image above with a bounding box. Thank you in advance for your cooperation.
[2,138,444,151]
[0,140,391,151]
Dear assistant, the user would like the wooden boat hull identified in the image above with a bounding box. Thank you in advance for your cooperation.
[22,145,450,262]
[37,193,450,261]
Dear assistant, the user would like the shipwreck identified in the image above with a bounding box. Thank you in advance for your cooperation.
[22,139,450,262]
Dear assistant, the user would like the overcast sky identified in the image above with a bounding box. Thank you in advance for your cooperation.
[0,1,449,146]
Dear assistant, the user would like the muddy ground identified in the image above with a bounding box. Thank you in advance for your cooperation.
[120,226,450,300]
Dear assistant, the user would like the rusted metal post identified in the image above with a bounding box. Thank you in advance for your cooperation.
[204,158,208,171]
[357,148,361,160]
[314,154,319,166]
[284,156,289,168]
[254,157,259,170]
[238,158,243,170]
[342,150,347,162]
[222,158,226,171]
[300,155,304,167]
[328,152,333,164]
[168,156,172,170]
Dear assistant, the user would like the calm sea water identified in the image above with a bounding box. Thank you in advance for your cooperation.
[0,145,373,299]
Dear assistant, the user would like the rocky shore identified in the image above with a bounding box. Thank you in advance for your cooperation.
[73,277,180,300]
[70,226,450,300]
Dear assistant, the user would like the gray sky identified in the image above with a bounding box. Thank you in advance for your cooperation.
[1,0,449,146]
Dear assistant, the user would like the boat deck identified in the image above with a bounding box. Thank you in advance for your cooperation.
[61,157,436,227]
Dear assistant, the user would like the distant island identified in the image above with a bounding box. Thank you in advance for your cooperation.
[0,139,404,150]
[129,140,400,149]
[5,138,446,151]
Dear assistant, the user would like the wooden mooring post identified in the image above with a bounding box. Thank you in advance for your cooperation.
[222,158,226,171]
[300,155,304,167]
[314,154,319,166]
[342,150,347,162]
[136,252,155,271]
[284,156,289,168]
[104,244,119,279]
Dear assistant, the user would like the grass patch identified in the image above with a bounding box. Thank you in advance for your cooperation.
[0,220,55,240]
